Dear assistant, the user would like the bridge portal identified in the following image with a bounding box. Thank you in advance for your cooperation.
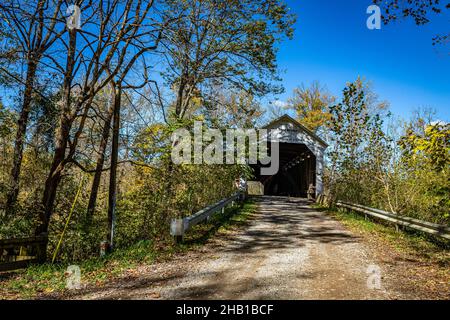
[249,114,327,198]
[251,142,316,197]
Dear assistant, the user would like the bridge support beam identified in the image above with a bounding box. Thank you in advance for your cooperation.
[315,150,324,197]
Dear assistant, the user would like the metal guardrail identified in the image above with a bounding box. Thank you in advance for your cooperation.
[336,201,450,240]
[170,192,244,242]
[0,234,48,272]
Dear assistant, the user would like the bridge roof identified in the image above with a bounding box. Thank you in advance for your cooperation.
[262,114,328,148]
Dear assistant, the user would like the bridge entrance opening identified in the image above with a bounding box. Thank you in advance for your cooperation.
[251,142,316,198]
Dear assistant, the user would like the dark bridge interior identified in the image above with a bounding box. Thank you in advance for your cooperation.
[251,142,316,197]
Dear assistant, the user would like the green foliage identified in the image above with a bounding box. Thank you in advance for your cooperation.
[373,0,447,25]
[0,101,16,139]
[399,122,450,172]
[327,78,390,204]
[0,102,16,196]
[393,120,450,223]
[0,201,256,299]
[326,79,449,226]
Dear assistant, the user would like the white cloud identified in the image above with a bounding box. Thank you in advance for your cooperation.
[430,120,448,126]
[272,100,288,109]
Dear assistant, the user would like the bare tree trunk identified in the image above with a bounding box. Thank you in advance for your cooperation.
[4,0,58,214]
[107,86,121,250]
[175,72,187,118]
[37,29,77,237]
[38,105,72,234]
[6,59,38,214]
[85,100,114,223]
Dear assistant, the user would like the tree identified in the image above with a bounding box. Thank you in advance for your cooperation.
[203,89,264,129]
[85,13,169,234]
[393,114,450,223]
[159,0,296,120]
[37,0,161,240]
[372,0,450,47]
[105,52,164,250]
[399,121,449,172]
[327,78,388,203]
[0,101,16,191]
[287,81,334,133]
[0,0,65,214]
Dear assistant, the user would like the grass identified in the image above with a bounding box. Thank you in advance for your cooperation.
[0,199,257,299]
[313,204,450,265]
[317,205,450,298]
[0,240,161,299]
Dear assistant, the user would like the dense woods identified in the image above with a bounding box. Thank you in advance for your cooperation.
[0,0,295,261]
[0,0,448,267]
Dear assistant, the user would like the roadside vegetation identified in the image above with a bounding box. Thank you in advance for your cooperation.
[0,200,256,299]
[314,204,449,264]
[287,79,449,226]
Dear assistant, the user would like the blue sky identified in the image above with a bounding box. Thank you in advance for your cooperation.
[273,0,450,121]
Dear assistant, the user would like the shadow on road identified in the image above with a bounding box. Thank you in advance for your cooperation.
[53,195,362,300]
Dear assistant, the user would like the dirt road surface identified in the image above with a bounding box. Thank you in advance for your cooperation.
[63,196,428,300]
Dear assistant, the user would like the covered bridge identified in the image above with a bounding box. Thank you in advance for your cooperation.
[249,114,327,198]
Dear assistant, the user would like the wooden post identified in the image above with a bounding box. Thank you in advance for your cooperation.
[36,233,48,263]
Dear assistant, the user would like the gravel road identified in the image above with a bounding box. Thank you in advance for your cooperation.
[156,196,391,299]
[69,196,412,300]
